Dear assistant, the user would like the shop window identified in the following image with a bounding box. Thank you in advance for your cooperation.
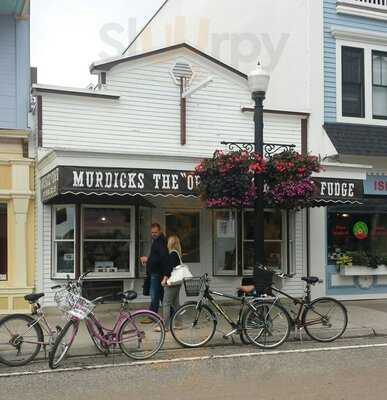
[243,210,284,274]
[328,209,387,267]
[165,211,200,263]
[342,46,365,118]
[213,210,237,275]
[82,206,134,276]
[138,207,152,278]
[372,51,387,119]
[0,204,7,280]
[53,205,75,278]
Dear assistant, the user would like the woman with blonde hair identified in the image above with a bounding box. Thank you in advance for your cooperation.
[160,235,183,331]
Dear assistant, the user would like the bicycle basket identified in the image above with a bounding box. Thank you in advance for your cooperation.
[183,277,203,297]
[54,289,95,320]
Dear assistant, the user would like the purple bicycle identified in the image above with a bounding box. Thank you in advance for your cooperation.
[48,275,165,369]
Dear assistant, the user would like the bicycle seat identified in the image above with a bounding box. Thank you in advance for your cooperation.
[118,290,138,301]
[301,276,320,285]
[24,293,44,303]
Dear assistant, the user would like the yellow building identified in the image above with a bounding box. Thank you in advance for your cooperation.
[0,131,35,313]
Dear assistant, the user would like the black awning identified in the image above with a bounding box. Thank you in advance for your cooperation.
[311,177,364,206]
[41,166,199,204]
[324,122,387,157]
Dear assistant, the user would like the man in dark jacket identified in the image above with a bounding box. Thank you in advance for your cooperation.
[140,223,168,314]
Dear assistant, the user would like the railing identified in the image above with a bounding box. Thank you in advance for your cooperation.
[339,0,387,10]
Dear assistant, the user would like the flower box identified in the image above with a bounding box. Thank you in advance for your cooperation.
[340,265,387,276]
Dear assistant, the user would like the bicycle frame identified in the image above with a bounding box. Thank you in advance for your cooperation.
[83,309,161,348]
[9,306,59,347]
[269,284,329,329]
[196,286,256,332]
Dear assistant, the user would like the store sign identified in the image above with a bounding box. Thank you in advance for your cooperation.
[41,168,59,202]
[364,175,387,196]
[41,166,200,202]
[313,177,364,202]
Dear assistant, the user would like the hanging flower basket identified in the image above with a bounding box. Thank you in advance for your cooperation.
[195,149,321,210]
[195,150,266,208]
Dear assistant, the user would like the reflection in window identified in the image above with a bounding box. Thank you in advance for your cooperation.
[53,206,75,277]
[373,51,387,119]
[139,207,152,277]
[214,211,237,275]
[328,209,387,266]
[243,210,283,273]
[342,46,364,118]
[166,212,200,263]
[83,207,132,274]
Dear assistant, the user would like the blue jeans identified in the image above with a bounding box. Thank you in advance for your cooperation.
[149,274,163,313]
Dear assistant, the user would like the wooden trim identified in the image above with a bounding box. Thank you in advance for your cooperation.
[75,204,81,279]
[180,78,187,145]
[301,118,308,155]
[241,107,310,117]
[34,87,119,99]
[0,204,7,280]
[91,43,247,79]
[37,96,42,147]
[22,139,28,158]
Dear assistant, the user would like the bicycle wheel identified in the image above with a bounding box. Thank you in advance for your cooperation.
[303,297,348,342]
[119,311,165,360]
[242,301,291,349]
[0,314,43,366]
[49,319,79,369]
[85,319,106,354]
[170,303,216,348]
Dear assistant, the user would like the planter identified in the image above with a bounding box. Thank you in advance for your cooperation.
[340,265,387,276]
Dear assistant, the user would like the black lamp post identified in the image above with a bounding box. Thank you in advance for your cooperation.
[221,64,295,271]
[247,64,270,267]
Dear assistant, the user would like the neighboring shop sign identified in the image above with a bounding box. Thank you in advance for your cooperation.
[41,166,200,202]
[364,175,387,196]
[313,177,364,203]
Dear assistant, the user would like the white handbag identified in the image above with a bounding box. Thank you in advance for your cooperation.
[167,251,192,286]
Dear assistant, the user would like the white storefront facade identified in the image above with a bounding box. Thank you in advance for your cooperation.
[32,44,312,304]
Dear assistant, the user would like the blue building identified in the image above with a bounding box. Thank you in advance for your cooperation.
[0,1,35,314]
[321,0,387,298]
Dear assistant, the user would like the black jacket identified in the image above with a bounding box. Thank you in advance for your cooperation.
[147,235,168,276]
[163,251,181,278]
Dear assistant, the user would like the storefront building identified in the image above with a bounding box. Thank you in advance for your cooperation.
[311,0,387,299]
[0,1,34,313]
[33,44,312,304]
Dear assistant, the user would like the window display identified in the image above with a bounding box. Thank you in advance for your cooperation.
[328,209,387,267]
[82,207,134,275]
[243,210,283,273]
[53,205,75,278]
[165,211,200,263]
[213,210,237,275]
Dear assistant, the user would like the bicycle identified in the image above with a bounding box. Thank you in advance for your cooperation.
[0,278,81,367]
[255,272,348,343]
[49,285,166,369]
[169,273,291,349]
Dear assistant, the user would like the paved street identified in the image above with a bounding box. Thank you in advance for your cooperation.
[1,335,387,400]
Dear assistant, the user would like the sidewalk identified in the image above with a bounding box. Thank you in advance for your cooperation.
[39,299,387,359]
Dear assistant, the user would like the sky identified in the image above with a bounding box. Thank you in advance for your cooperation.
[31,0,165,87]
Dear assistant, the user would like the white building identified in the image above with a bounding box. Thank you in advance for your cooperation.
[32,43,314,303]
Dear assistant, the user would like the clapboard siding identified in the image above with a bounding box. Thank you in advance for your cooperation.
[41,51,301,155]
[0,16,16,128]
[324,0,387,122]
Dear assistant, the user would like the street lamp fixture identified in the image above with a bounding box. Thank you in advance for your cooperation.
[248,62,270,267]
